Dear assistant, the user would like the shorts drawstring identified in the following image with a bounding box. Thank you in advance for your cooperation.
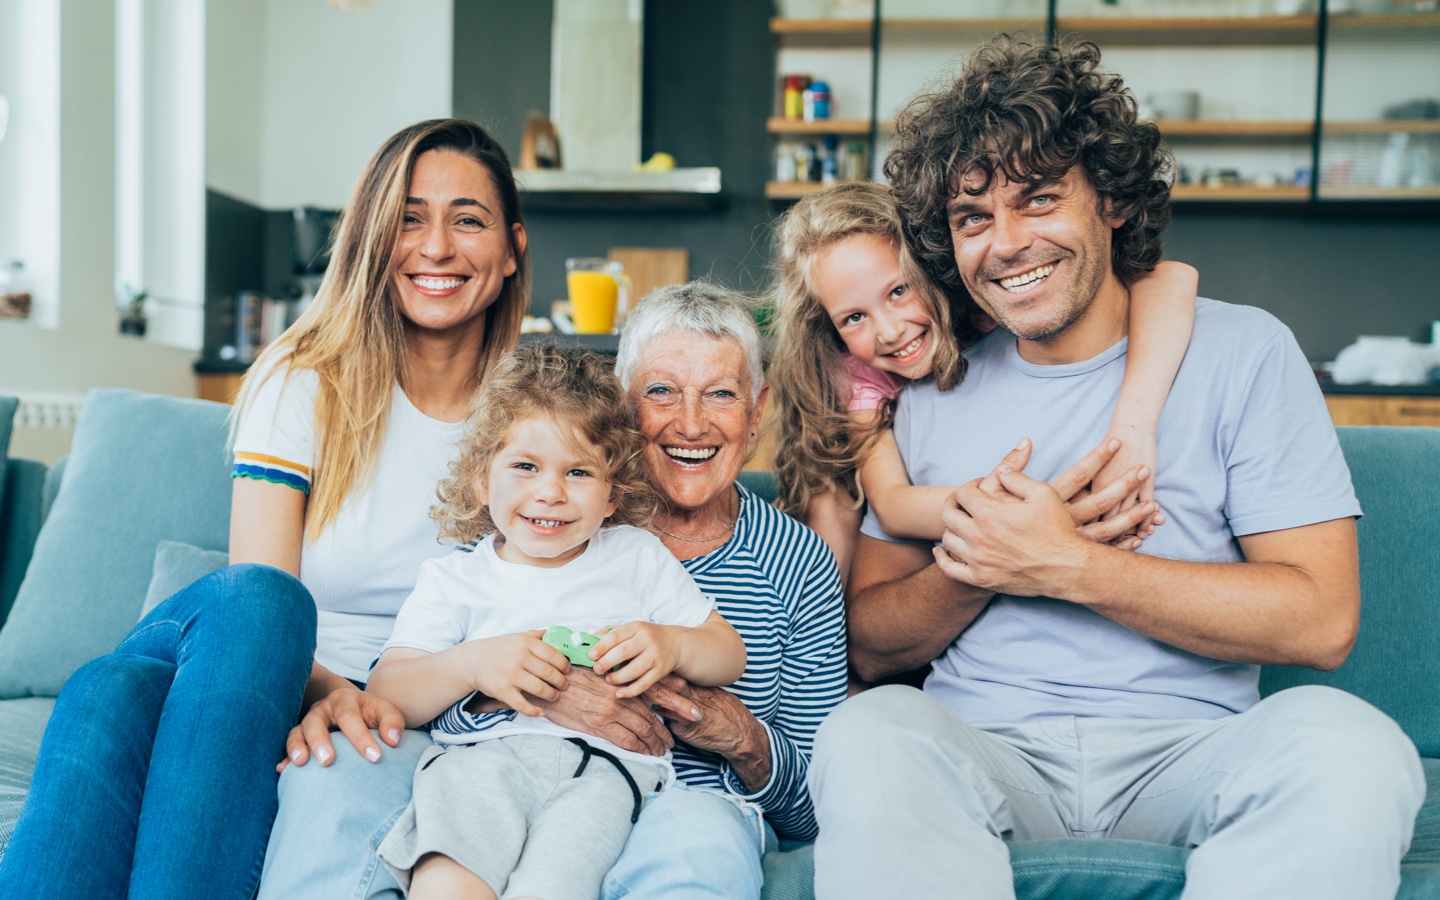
[562,737,654,823]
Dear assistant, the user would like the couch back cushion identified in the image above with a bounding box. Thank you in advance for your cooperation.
[0,395,18,514]
[1261,425,1440,758]
[0,390,233,698]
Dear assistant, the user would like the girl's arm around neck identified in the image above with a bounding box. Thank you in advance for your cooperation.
[858,427,953,541]
[1097,261,1199,504]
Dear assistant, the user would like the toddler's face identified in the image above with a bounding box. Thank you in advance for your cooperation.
[812,232,937,381]
[479,415,617,568]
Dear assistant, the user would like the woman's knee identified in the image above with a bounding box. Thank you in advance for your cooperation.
[605,787,764,898]
[56,654,176,728]
[207,564,316,635]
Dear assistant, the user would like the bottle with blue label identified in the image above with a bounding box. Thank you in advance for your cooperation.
[803,81,831,122]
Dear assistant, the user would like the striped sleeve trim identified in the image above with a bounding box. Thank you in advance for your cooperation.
[234,451,312,477]
[429,695,516,736]
[232,464,310,495]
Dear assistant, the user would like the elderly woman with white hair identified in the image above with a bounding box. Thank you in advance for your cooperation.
[261,282,847,900]
[432,281,849,897]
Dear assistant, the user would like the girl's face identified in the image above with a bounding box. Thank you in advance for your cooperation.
[812,232,937,380]
[390,149,525,340]
[479,415,617,569]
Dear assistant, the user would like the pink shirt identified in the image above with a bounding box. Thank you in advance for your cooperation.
[842,353,905,412]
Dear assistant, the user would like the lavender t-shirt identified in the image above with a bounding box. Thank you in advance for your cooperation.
[860,298,1360,723]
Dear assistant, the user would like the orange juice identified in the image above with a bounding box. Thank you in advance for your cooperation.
[568,271,619,333]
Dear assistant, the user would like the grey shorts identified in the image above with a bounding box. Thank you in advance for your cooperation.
[376,735,665,900]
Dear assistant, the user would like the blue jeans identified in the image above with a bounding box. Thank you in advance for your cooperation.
[0,564,315,900]
[260,736,775,900]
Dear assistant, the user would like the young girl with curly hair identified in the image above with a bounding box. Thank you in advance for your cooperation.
[367,342,746,900]
[769,181,1198,580]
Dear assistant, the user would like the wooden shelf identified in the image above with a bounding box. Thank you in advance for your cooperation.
[770,17,872,46]
[1318,185,1440,200]
[1171,184,1310,202]
[1324,120,1440,135]
[1055,15,1318,45]
[880,17,1046,35]
[1328,11,1440,31]
[767,117,873,135]
[1154,119,1313,139]
[766,181,845,199]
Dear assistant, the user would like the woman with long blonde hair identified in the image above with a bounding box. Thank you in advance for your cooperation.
[0,118,529,899]
[769,181,1199,582]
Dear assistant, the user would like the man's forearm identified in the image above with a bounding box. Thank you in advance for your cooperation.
[848,561,993,681]
[1058,529,1358,669]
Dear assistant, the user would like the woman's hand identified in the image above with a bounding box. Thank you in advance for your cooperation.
[279,684,406,772]
[529,667,674,757]
[644,675,772,792]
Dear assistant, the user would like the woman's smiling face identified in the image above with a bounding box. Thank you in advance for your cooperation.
[389,148,524,338]
[630,332,764,515]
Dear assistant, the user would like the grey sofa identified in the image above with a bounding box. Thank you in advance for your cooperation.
[1,389,1438,899]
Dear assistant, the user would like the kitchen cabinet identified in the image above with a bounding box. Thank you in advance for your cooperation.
[767,3,1440,205]
[1324,391,1440,426]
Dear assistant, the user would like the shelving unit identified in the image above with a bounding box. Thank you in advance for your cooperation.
[766,8,1439,208]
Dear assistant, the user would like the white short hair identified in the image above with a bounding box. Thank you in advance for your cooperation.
[616,281,764,403]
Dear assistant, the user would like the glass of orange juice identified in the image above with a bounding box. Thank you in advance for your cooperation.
[566,258,620,334]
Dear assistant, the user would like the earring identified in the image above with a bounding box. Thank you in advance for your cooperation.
[750,431,756,438]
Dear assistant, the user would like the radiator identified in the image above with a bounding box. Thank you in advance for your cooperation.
[9,392,85,430]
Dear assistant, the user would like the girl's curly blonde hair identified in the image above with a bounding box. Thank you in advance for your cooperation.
[768,181,973,521]
[433,343,658,544]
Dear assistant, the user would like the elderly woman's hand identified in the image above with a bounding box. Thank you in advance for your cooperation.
[644,675,773,792]
[529,667,674,757]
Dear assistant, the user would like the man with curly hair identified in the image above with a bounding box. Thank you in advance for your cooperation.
[809,36,1424,899]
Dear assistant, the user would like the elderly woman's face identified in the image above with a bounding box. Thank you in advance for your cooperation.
[631,332,764,514]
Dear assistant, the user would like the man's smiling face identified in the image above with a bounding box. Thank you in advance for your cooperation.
[947,167,1122,344]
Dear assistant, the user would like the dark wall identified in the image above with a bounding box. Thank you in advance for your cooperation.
[1166,208,1440,361]
[453,1,1440,362]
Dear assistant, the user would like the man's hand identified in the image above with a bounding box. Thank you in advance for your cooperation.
[279,685,406,772]
[530,667,674,756]
[935,466,1097,597]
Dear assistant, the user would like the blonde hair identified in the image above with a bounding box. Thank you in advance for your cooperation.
[768,181,968,520]
[231,119,530,542]
[433,343,658,544]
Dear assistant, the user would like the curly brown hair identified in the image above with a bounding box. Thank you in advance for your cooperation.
[885,35,1173,304]
[433,343,657,544]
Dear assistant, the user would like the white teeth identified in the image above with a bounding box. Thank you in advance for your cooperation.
[890,335,924,359]
[665,446,718,461]
[412,275,466,290]
[999,264,1055,291]
[527,517,565,528]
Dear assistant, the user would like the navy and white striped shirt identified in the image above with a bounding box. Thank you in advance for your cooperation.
[431,484,849,841]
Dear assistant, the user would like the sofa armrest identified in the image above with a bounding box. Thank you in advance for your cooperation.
[0,458,48,626]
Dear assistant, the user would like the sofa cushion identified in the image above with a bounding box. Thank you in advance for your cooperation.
[0,390,233,699]
[0,459,47,627]
[1260,426,1440,757]
[141,541,230,619]
[0,697,57,855]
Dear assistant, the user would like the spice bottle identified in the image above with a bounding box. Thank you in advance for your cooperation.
[803,81,832,122]
[783,76,808,121]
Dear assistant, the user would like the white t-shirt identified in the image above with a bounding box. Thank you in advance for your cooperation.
[385,524,716,778]
[232,363,463,682]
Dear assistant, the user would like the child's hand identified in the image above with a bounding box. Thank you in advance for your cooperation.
[590,622,681,699]
[1092,431,1162,539]
[466,630,571,719]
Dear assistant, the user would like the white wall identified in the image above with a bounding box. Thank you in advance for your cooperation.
[206,0,265,204]
[257,0,454,209]
[0,1,61,330]
[0,0,196,432]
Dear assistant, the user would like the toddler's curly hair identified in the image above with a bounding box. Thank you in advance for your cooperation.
[433,343,658,544]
